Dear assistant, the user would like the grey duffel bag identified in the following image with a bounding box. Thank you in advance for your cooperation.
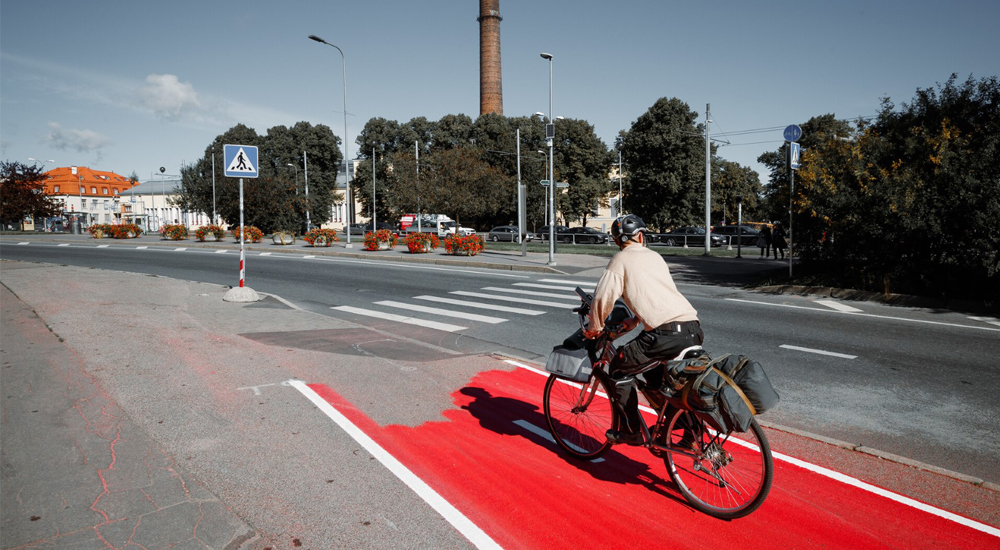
[545,345,593,383]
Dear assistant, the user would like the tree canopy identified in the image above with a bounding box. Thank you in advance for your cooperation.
[1,161,62,229]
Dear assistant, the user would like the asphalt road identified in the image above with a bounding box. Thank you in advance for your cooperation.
[2,240,998,487]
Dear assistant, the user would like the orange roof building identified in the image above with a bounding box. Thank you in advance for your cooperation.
[42,166,137,197]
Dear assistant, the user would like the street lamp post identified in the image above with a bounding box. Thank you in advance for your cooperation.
[309,34,352,247]
[736,195,743,259]
[211,148,217,225]
[540,52,555,266]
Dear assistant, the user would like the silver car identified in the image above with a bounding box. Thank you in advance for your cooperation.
[487,225,534,242]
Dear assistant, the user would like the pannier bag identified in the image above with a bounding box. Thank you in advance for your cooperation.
[545,345,593,383]
[681,355,780,432]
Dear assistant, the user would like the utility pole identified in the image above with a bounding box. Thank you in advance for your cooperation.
[704,103,712,256]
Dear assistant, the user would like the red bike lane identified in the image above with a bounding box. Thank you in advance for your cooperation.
[294,364,999,550]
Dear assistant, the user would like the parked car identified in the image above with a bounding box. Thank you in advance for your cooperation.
[652,226,725,247]
[487,225,534,242]
[559,226,609,244]
[344,222,398,236]
[535,225,569,242]
[711,225,760,246]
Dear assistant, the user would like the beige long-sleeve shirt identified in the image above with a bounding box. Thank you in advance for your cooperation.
[589,243,698,333]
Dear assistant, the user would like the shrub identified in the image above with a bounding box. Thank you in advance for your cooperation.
[363,229,399,251]
[404,232,440,253]
[194,224,226,241]
[304,228,338,246]
[230,225,263,243]
[162,224,188,240]
[107,223,142,239]
[444,234,485,256]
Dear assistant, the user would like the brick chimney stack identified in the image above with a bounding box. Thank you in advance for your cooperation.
[479,0,503,115]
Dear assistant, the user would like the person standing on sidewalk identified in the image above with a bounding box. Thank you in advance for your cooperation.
[582,214,703,445]
[758,225,772,259]
[772,222,787,260]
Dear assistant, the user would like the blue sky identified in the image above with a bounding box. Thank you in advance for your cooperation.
[2,0,997,183]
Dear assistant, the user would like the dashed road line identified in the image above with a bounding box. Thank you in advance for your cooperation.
[780,344,857,359]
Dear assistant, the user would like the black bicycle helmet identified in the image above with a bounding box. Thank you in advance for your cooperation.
[611,214,646,244]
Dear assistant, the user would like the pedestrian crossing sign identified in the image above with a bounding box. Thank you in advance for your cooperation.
[224,144,258,178]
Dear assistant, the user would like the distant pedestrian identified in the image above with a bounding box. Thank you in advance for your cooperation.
[757,225,772,259]
[772,222,787,260]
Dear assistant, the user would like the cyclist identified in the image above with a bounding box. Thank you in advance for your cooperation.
[582,214,704,445]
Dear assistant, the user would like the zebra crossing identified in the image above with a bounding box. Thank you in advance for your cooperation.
[331,278,597,332]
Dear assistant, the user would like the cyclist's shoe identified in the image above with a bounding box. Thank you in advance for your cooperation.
[606,429,645,446]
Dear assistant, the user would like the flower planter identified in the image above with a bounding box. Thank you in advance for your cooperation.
[404,232,440,253]
[304,228,337,247]
[272,232,295,245]
[363,229,399,251]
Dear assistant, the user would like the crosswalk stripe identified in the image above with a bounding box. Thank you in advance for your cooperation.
[414,295,545,315]
[375,301,507,324]
[481,286,578,300]
[451,291,577,309]
[513,282,588,291]
[331,306,467,332]
[539,278,598,286]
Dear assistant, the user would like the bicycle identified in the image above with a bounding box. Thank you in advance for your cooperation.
[542,287,774,519]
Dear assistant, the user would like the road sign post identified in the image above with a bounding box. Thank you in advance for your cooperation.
[222,144,260,303]
[783,126,802,279]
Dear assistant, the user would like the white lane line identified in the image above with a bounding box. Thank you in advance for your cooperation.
[215,250,227,254]
[780,344,857,359]
[136,246,148,249]
[481,287,578,300]
[969,316,1000,328]
[538,278,597,286]
[512,420,605,463]
[814,299,863,313]
[513,282,586,291]
[304,255,316,259]
[331,305,467,332]
[17,242,29,245]
[174,248,187,251]
[414,296,545,315]
[374,300,507,324]
[288,381,503,550]
[451,291,577,309]
[503,359,1000,539]
[259,252,272,256]
[725,298,1000,332]
[96,245,109,248]
[58,243,70,247]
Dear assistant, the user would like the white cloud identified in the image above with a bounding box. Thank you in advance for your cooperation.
[44,122,113,153]
[136,74,201,121]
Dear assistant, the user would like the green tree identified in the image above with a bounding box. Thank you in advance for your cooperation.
[1,161,62,229]
[713,160,763,224]
[616,98,708,231]
[552,118,612,226]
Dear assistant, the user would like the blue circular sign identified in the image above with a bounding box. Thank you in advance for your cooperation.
[783,124,803,142]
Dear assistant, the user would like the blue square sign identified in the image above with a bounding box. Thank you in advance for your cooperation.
[224,144,258,178]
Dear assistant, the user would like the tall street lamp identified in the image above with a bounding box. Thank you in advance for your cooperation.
[309,34,352,247]
[540,52,555,266]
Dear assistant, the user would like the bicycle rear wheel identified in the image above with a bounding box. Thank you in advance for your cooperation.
[664,409,773,519]
[543,371,618,460]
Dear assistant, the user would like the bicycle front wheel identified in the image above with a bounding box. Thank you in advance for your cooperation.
[543,371,618,460]
[664,409,773,519]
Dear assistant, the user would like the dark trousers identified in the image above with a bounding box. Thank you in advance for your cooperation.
[610,321,704,434]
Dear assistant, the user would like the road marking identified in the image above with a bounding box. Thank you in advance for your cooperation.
[17,242,29,245]
[331,305,467,332]
[58,243,70,247]
[96,245,109,248]
[259,252,272,256]
[725,298,1000,332]
[289,381,503,550]
[374,300,507,324]
[414,296,545,315]
[514,282,587,291]
[136,246,148,249]
[512,419,605,463]
[969,316,1000,328]
[481,287,578,300]
[214,250,227,254]
[503,359,1000,539]
[538,278,598,287]
[174,248,187,251]
[780,344,857,359]
[304,255,316,259]
[814,299,863,313]
[451,291,577,309]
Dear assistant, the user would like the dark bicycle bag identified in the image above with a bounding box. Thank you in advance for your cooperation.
[545,345,593,382]
[680,355,780,432]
